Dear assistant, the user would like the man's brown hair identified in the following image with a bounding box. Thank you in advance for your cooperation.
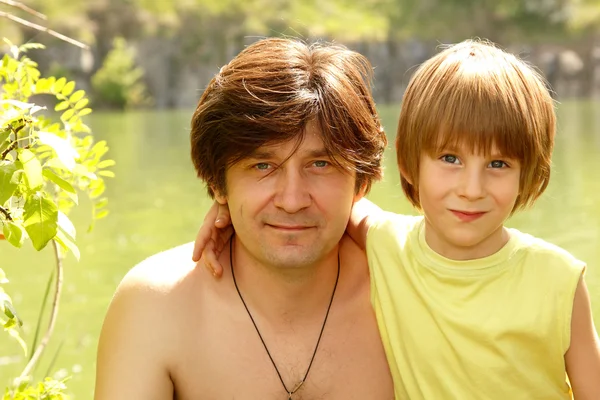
[396,39,556,212]
[191,38,387,197]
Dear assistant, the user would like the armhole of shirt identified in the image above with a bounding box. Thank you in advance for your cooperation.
[562,261,587,352]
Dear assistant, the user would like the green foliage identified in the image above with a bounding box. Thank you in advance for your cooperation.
[0,39,114,397]
[3,377,69,400]
[91,37,152,109]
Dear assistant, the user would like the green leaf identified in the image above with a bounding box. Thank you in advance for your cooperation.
[95,209,109,219]
[78,108,92,117]
[3,221,25,248]
[57,210,76,239]
[0,161,18,204]
[0,99,34,110]
[61,81,76,96]
[37,131,79,171]
[0,127,10,144]
[54,101,70,111]
[42,168,76,194]
[61,109,75,121]
[53,77,67,93]
[95,197,108,209]
[97,159,116,168]
[69,90,86,103]
[18,149,43,190]
[3,299,20,325]
[98,170,115,178]
[23,192,58,251]
[55,230,80,261]
[74,98,89,110]
[7,327,27,356]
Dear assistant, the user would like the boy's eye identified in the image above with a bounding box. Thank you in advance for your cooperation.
[489,160,508,168]
[441,154,459,164]
[313,160,329,168]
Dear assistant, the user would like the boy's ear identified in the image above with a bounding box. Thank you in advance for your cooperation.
[353,182,368,202]
[399,166,413,185]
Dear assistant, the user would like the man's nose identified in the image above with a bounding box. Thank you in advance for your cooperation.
[273,168,312,213]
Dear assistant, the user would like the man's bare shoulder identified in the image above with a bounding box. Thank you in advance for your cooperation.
[118,242,201,295]
[96,243,202,399]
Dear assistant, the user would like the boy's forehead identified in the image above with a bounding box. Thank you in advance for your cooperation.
[426,133,521,159]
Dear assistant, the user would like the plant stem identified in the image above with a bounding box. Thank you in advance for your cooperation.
[19,240,63,379]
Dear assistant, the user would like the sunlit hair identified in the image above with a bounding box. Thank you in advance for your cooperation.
[191,38,387,198]
[396,39,556,212]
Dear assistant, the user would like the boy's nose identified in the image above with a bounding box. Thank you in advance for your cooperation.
[458,168,486,200]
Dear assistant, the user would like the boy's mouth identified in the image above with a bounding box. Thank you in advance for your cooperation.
[449,210,486,222]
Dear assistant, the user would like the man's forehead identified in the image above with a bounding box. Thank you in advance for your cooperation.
[248,130,330,159]
[248,141,329,159]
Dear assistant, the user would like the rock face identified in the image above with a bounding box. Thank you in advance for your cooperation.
[31,38,600,109]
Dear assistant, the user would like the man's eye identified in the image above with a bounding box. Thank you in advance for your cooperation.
[441,154,459,164]
[313,160,329,168]
[254,163,271,170]
[489,160,508,168]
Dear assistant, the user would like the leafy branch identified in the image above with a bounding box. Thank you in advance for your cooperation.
[0,0,88,49]
[1,40,114,397]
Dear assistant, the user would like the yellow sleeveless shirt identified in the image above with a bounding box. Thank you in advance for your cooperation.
[366,212,586,400]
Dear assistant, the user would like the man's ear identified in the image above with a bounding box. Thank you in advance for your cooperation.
[213,187,228,205]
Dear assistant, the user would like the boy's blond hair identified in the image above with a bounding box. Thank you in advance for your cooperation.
[396,39,555,212]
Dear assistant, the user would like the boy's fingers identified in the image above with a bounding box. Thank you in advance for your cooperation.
[203,241,224,278]
[192,202,220,261]
[215,204,231,228]
[215,226,234,253]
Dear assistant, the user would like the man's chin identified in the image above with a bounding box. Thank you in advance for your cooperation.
[262,246,321,269]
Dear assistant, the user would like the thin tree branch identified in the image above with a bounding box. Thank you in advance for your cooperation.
[19,240,64,379]
[0,205,12,221]
[0,0,47,20]
[0,10,88,49]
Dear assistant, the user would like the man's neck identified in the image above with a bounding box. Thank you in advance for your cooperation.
[227,237,340,325]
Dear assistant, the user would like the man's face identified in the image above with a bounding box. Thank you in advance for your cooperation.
[216,122,362,270]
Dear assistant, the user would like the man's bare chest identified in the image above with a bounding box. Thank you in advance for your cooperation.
[168,312,393,400]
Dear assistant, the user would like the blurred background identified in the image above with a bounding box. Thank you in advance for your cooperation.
[1,0,599,398]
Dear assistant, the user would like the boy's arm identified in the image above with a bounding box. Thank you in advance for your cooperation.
[347,198,385,250]
[565,275,600,399]
[95,266,175,399]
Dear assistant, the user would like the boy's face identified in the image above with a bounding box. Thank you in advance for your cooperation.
[417,144,520,260]
[216,121,362,270]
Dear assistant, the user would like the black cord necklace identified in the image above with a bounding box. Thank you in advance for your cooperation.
[229,235,340,400]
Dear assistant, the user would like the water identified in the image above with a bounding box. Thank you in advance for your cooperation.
[0,103,598,397]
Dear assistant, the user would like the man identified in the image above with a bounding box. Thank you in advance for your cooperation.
[94,38,394,399]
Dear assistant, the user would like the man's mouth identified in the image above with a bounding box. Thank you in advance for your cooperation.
[266,224,313,231]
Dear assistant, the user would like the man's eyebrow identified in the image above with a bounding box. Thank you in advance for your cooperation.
[247,150,276,159]
[305,148,330,158]
[247,148,331,159]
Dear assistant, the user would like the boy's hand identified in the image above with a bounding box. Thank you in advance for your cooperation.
[192,201,233,277]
